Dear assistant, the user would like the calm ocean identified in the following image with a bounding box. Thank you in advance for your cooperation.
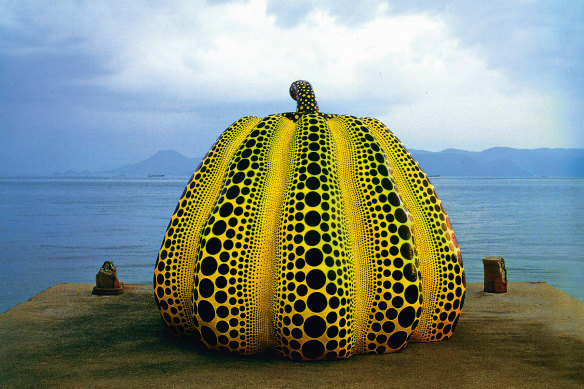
[1,177,582,312]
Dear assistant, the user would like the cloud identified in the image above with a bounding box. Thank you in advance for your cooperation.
[0,0,580,175]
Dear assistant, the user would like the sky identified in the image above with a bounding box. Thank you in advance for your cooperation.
[0,0,582,176]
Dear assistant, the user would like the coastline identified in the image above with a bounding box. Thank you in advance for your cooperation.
[1,282,583,387]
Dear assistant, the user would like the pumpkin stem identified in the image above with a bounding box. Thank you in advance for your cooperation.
[289,80,319,114]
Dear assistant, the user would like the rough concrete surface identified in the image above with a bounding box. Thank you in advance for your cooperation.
[1,282,583,388]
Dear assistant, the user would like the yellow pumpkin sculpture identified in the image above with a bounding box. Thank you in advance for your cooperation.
[154,81,465,360]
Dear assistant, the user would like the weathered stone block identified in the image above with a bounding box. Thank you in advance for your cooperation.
[93,261,124,295]
[482,256,507,293]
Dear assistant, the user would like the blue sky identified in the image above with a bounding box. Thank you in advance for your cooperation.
[1,0,582,175]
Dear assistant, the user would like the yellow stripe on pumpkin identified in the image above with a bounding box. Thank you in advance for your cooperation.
[192,115,296,354]
[329,115,423,355]
[363,117,465,343]
[274,114,355,360]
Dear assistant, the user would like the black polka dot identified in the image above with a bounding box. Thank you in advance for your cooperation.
[305,192,321,207]
[200,257,217,276]
[201,325,217,346]
[294,299,306,312]
[304,315,326,338]
[292,314,304,326]
[198,300,215,322]
[291,328,303,339]
[226,185,240,199]
[326,325,339,338]
[215,276,227,288]
[404,284,419,304]
[305,248,323,266]
[308,152,320,161]
[388,331,407,349]
[387,193,399,209]
[400,243,412,260]
[219,203,233,217]
[305,211,321,227]
[307,292,327,313]
[382,321,395,333]
[392,270,403,281]
[289,340,300,350]
[381,178,393,190]
[398,225,411,240]
[306,177,320,190]
[232,172,245,184]
[304,230,320,246]
[216,321,228,333]
[302,339,325,359]
[398,306,416,328]
[392,282,404,294]
[205,238,222,255]
[395,208,408,223]
[296,258,305,269]
[326,282,337,295]
[215,290,227,303]
[216,306,229,318]
[392,296,404,308]
[444,324,452,334]
[377,164,388,176]
[386,308,398,320]
[212,220,226,236]
[326,311,337,324]
[403,263,417,282]
[199,279,214,298]
[307,162,321,175]
[306,269,326,289]
[326,339,338,350]
[237,158,249,170]
[296,285,308,296]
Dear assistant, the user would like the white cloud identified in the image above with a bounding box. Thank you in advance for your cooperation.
[388,91,563,151]
[1,0,571,150]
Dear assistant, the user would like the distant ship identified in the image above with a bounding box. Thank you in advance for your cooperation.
[148,174,165,177]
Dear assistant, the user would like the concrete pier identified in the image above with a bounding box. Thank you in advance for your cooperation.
[1,282,583,387]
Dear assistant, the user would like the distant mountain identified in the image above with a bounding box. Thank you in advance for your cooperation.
[409,148,584,177]
[103,150,201,177]
[56,147,583,178]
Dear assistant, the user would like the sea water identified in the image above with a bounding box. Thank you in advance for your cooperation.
[0,177,582,312]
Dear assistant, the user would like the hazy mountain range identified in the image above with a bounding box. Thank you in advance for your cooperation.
[57,147,584,178]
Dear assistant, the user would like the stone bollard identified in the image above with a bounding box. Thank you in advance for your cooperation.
[92,260,124,295]
[482,256,507,293]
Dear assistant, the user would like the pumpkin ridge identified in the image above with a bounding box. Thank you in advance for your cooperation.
[154,115,260,336]
[328,115,423,355]
[263,116,298,351]
[273,114,355,360]
[362,117,465,342]
[327,116,369,355]
[192,114,296,354]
